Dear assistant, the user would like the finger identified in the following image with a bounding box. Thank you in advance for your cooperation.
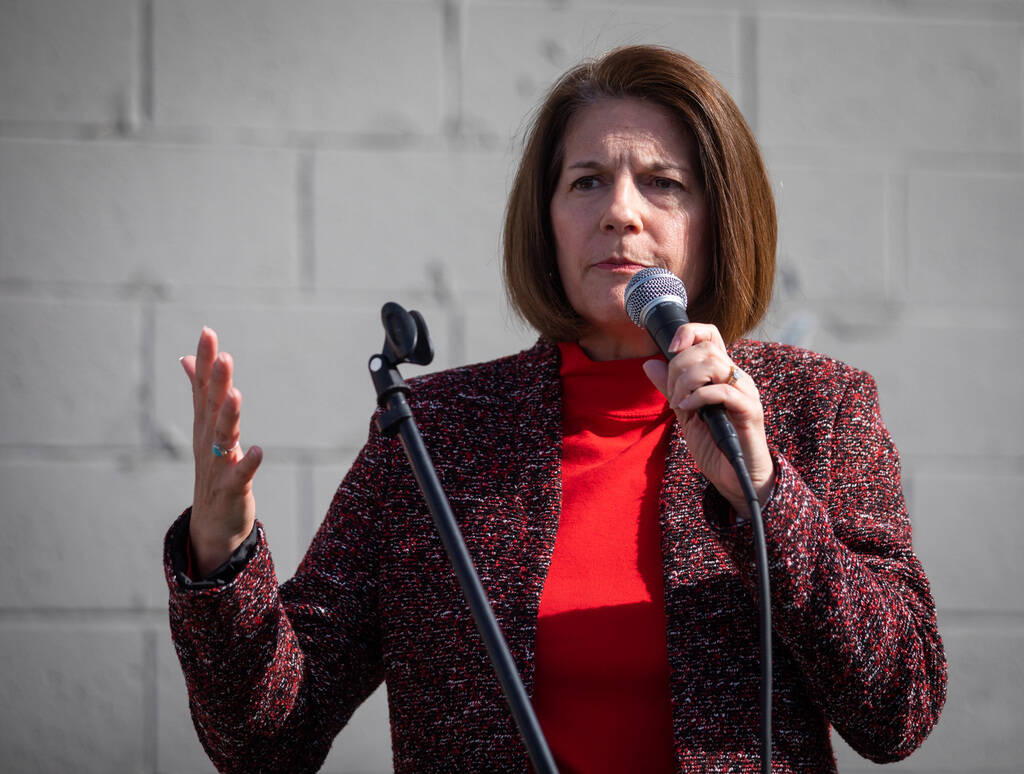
[180,354,197,381]
[213,387,243,457]
[668,323,726,355]
[664,344,729,405]
[206,352,234,428]
[675,382,754,415]
[194,327,219,392]
[642,359,670,398]
[232,445,263,486]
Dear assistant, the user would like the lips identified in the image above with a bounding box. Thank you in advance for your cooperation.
[592,257,649,271]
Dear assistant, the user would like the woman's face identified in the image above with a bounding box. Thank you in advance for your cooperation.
[550,98,709,360]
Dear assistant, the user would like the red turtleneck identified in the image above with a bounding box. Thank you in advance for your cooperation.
[532,341,677,773]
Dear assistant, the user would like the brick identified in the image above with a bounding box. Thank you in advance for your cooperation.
[758,18,1021,151]
[0,0,137,125]
[153,0,443,134]
[153,302,450,451]
[464,6,738,139]
[908,173,1024,305]
[0,624,145,773]
[772,166,887,301]
[0,459,298,609]
[832,626,1024,770]
[801,323,1023,457]
[314,150,512,298]
[0,139,298,287]
[908,472,1024,614]
[0,297,141,446]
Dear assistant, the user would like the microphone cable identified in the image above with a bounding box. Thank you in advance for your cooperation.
[625,268,772,774]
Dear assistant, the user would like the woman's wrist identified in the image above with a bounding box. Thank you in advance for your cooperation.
[188,517,253,579]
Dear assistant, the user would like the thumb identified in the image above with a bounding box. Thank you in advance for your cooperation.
[642,358,670,399]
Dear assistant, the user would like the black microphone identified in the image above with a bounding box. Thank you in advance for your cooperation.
[624,267,743,463]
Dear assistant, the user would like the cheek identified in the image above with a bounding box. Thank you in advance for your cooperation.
[678,208,710,292]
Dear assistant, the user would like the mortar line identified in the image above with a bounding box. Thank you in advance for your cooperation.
[298,150,316,291]
[737,12,759,136]
[441,0,466,142]
[140,0,155,126]
[139,291,158,451]
[143,627,158,773]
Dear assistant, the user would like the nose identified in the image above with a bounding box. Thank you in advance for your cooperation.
[601,176,643,234]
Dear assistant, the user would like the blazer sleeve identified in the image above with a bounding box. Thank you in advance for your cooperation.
[164,423,392,774]
[715,368,947,763]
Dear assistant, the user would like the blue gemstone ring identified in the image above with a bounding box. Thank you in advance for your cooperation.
[212,441,239,457]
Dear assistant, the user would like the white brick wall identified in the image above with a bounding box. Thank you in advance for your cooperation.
[1,1,1021,771]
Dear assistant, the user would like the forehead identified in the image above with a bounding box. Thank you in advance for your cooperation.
[561,97,696,165]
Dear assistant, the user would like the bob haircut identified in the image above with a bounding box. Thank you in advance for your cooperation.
[503,45,776,346]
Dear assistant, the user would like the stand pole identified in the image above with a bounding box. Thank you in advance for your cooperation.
[368,328,558,774]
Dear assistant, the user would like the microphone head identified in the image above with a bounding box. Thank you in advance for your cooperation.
[623,267,688,327]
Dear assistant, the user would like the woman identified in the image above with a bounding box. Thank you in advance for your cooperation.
[167,46,946,772]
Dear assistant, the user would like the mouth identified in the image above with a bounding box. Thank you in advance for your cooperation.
[592,257,649,272]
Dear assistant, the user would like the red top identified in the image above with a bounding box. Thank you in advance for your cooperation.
[532,342,677,773]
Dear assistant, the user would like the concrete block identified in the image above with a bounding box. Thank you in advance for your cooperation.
[832,626,1024,770]
[463,298,539,367]
[801,323,1023,458]
[314,150,512,298]
[463,6,738,139]
[0,623,145,773]
[309,457,359,550]
[909,472,1024,614]
[758,18,1020,152]
[321,684,392,774]
[908,173,1024,306]
[153,301,450,452]
[0,0,137,125]
[0,458,298,610]
[0,139,298,288]
[153,0,443,134]
[0,297,141,446]
[772,166,887,301]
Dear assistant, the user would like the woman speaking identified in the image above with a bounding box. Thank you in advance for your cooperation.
[166,46,947,772]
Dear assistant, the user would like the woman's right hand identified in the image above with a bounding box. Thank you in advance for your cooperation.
[180,327,263,578]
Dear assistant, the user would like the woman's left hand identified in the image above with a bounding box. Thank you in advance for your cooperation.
[642,323,775,518]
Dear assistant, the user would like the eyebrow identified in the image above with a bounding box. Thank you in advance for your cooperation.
[565,159,692,174]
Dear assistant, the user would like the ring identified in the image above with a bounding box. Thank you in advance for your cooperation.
[726,364,743,387]
[212,441,240,457]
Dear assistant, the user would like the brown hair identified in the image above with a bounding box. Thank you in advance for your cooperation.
[503,45,776,345]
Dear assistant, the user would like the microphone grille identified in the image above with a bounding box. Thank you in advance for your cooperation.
[623,267,688,327]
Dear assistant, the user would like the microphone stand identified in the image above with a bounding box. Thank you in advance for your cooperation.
[368,302,559,774]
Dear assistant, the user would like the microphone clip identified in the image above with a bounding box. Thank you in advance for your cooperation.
[368,302,434,437]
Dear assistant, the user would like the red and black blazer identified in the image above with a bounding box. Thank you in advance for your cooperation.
[166,338,946,773]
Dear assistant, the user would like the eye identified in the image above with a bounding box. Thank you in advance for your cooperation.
[569,175,601,191]
[651,176,682,191]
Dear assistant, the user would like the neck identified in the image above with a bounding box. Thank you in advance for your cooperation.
[576,328,659,361]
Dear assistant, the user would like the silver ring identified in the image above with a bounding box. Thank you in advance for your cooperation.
[212,441,240,457]
[726,364,743,387]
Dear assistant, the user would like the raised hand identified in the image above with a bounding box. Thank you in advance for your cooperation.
[180,327,262,577]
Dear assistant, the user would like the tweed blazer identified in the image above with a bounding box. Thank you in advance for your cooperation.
[165,338,947,773]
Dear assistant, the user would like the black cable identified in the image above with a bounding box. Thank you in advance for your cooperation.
[728,448,773,774]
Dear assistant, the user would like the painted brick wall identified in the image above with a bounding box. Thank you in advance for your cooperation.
[1,1,1021,771]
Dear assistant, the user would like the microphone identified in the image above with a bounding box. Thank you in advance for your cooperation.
[624,267,743,463]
